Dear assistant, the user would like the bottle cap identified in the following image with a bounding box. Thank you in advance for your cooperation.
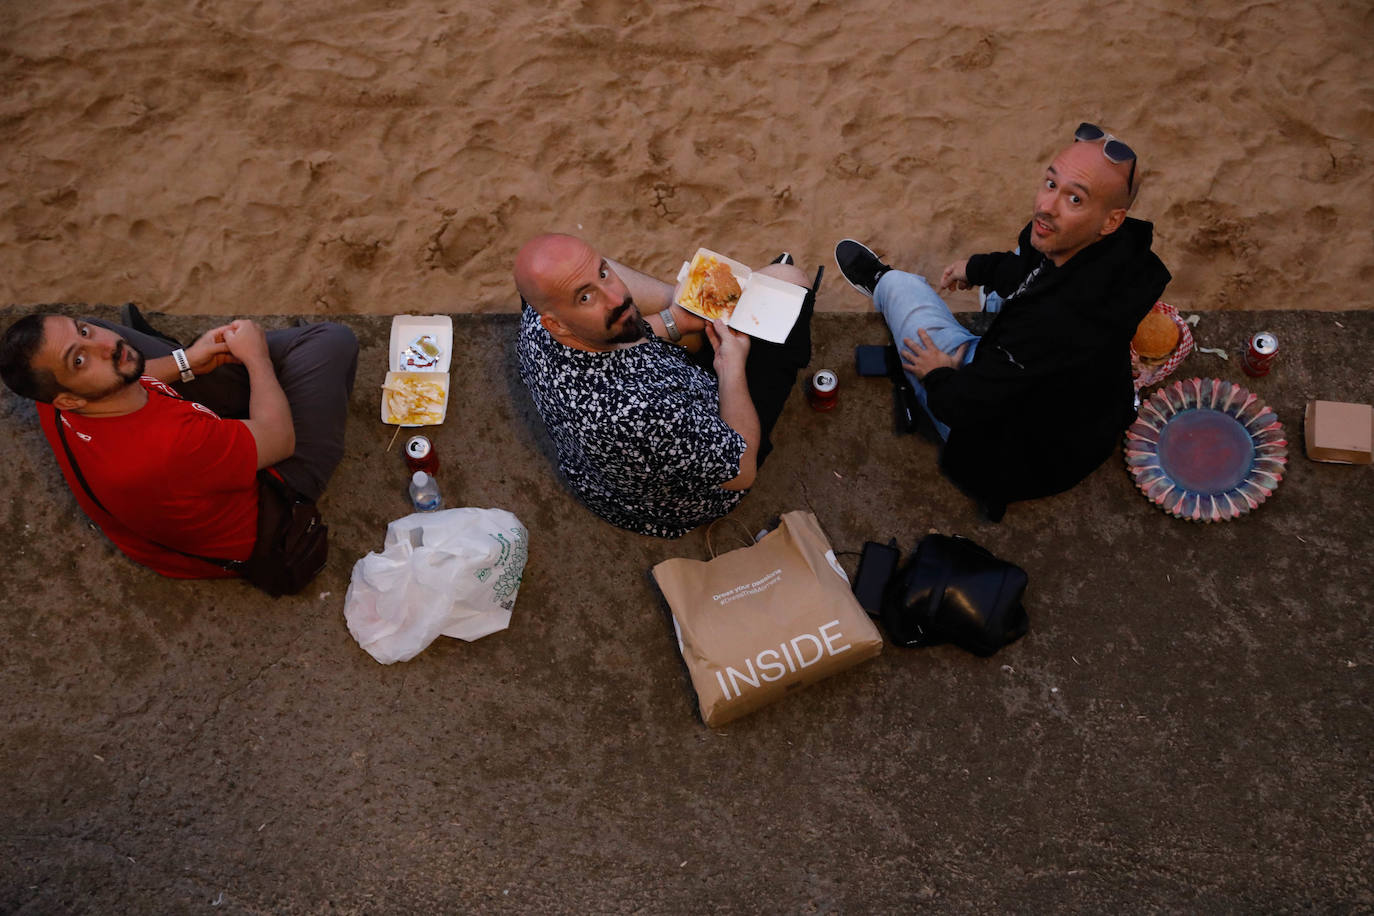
[412,471,428,485]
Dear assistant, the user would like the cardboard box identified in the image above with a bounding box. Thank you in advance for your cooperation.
[381,315,452,426]
[1304,400,1373,464]
[672,248,806,344]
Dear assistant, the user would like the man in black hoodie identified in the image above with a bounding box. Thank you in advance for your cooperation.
[835,122,1171,520]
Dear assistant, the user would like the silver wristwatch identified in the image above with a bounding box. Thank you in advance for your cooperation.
[171,348,195,383]
[658,307,682,342]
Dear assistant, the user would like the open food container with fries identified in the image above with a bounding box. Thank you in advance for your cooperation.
[672,247,807,344]
[382,315,452,426]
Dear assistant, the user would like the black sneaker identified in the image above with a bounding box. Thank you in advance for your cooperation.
[769,252,794,265]
[834,239,891,298]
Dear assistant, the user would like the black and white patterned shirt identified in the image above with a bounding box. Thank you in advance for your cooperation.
[517,305,746,538]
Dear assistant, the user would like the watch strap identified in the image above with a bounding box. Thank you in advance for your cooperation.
[658,308,681,342]
[171,347,194,382]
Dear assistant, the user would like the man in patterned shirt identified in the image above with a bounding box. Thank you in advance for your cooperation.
[514,233,814,538]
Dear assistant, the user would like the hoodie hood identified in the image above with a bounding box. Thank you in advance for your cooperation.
[1013,216,1172,336]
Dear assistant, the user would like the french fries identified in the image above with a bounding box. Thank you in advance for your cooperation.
[382,374,447,425]
[679,254,743,320]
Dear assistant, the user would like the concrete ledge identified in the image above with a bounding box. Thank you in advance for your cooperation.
[2,305,1370,911]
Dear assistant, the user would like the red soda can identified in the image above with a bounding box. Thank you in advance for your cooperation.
[1241,331,1279,377]
[404,435,439,475]
[808,369,839,411]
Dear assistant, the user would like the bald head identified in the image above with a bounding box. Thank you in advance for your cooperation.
[1066,130,1139,209]
[1055,141,1135,209]
[513,233,644,351]
[514,233,595,313]
[1028,137,1144,266]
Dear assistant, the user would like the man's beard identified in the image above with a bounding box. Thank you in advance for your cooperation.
[606,297,645,345]
[115,340,146,384]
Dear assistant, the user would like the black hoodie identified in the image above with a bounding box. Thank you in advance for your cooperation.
[922,216,1171,505]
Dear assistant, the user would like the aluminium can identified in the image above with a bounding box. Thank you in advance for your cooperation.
[404,435,440,475]
[808,369,839,411]
[1241,331,1279,378]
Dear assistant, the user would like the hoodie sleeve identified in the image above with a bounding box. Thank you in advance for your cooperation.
[965,251,1013,288]
[923,315,1127,428]
[924,337,1053,427]
[966,223,1043,295]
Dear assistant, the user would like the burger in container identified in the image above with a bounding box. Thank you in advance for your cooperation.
[1130,302,1193,390]
[671,248,808,344]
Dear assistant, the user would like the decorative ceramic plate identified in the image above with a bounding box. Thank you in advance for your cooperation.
[1125,378,1287,522]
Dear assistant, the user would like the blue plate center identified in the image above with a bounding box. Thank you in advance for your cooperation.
[1156,408,1255,494]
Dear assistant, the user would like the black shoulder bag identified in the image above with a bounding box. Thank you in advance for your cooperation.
[880,534,1029,656]
[54,409,328,596]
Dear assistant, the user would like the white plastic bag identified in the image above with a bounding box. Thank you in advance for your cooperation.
[343,507,528,664]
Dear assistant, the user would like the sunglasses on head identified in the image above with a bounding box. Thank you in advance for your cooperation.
[1074,122,1136,194]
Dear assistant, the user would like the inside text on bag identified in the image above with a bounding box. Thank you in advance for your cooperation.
[715,618,856,701]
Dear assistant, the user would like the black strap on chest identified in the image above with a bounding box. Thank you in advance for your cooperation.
[53,408,241,572]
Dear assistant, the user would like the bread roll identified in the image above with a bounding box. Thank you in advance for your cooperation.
[1132,310,1180,363]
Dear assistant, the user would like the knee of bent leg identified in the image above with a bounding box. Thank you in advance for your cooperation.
[873,270,939,315]
[317,321,359,357]
[755,262,810,288]
[322,322,360,392]
[285,322,359,385]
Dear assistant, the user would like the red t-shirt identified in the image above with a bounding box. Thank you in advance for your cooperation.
[39,378,260,578]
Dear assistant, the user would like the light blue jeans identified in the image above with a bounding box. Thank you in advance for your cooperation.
[873,270,980,441]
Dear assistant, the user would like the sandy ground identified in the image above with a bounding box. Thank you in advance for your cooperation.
[1,0,1371,316]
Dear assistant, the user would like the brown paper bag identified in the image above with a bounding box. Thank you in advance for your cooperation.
[652,511,882,726]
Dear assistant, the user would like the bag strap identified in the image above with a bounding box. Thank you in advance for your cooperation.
[705,516,757,558]
[53,409,109,514]
[54,408,242,572]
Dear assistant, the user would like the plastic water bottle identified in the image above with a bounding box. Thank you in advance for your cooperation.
[409,471,441,511]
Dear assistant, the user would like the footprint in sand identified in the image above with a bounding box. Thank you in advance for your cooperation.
[948,36,997,72]
[413,148,512,199]
[241,202,286,236]
[191,196,223,223]
[236,0,282,32]
[38,186,78,210]
[284,41,380,80]
[572,0,648,27]
[83,94,150,129]
[425,215,496,273]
